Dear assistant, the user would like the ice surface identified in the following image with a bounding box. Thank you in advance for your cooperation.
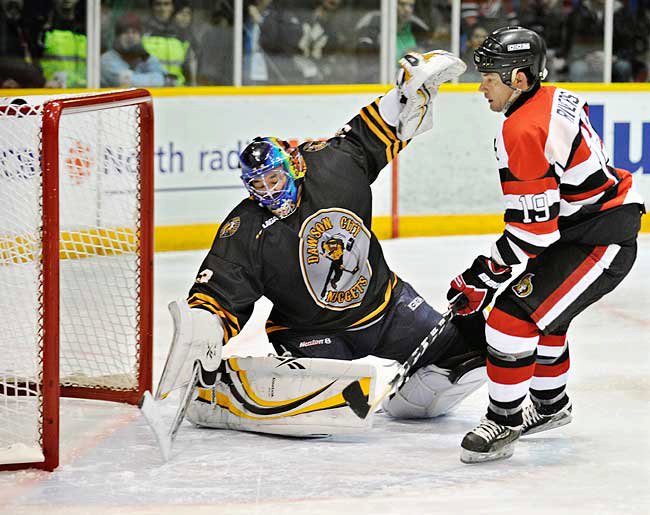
[1,235,648,515]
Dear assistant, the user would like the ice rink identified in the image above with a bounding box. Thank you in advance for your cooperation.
[1,234,649,515]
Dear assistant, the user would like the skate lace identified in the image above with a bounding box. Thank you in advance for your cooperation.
[471,419,506,440]
[523,405,543,428]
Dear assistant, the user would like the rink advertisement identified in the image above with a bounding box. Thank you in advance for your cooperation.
[150,87,650,237]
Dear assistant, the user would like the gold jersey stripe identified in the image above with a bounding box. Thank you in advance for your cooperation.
[347,273,397,329]
[265,323,288,334]
[188,293,241,342]
[365,100,398,142]
[188,292,240,327]
[188,299,237,339]
[359,108,395,163]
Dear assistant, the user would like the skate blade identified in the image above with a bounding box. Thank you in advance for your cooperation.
[460,443,516,464]
[522,414,573,437]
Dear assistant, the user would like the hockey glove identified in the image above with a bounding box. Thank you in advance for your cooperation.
[447,256,512,316]
[395,50,466,140]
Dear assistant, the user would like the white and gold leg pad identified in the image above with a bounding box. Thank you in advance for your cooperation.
[186,356,377,437]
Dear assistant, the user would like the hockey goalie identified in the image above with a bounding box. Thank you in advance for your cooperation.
[142,49,489,452]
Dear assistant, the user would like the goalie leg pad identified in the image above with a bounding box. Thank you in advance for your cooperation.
[155,298,224,400]
[382,360,486,419]
[186,356,377,437]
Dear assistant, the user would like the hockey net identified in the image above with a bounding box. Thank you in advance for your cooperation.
[0,90,153,471]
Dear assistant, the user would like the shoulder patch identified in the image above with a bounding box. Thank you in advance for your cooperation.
[303,140,329,152]
[219,217,240,238]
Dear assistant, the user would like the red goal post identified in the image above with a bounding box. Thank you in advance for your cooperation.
[0,89,154,471]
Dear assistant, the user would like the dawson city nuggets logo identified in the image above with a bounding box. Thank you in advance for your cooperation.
[512,273,534,298]
[299,209,371,310]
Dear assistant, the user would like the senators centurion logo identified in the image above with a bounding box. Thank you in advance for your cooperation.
[512,273,535,298]
[299,208,372,310]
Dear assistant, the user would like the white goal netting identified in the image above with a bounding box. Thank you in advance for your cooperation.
[0,95,149,466]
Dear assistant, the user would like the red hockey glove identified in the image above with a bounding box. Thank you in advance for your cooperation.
[447,256,512,316]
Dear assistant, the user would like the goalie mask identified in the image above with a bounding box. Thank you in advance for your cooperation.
[239,137,307,218]
[474,26,547,89]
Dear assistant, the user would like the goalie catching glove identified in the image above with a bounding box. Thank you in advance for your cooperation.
[447,256,512,316]
[393,50,466,140]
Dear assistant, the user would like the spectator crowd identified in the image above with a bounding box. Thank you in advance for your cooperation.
[1,0,649,89]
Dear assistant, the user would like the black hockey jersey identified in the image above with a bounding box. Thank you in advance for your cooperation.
[188,98,408,343]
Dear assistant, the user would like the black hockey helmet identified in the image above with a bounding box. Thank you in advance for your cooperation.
[473,26,547,87]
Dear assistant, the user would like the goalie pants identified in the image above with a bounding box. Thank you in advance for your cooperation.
[485,238,638,427]
[268,277,484,371]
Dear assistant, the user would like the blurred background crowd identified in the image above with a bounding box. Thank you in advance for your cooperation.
[1,0,649,89]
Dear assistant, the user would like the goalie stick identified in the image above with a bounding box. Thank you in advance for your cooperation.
[343,307,456,419]
[139,360,201,461]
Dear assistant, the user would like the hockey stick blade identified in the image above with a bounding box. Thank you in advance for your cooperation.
[139,361,200,462]
[139,391,172,461]
[345,308,455,420]
[342,381,371,419]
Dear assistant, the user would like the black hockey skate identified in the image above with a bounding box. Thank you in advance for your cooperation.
[460,418,521,464]
[521,401,573,436]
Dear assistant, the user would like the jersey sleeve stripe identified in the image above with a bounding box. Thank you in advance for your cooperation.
[503,188,560,208]
[499,164,557,183]
[188,292,241,342]
[366,100,399,142]
[501,176,559,196]
[499,228,548,259]
[505,223,560,248]
[598,172,638,211]
[507,218,559,235]
[504,203,560,224]
[561,178,615,202]
[563,152,608,186]
[359,108,396,163]
[562,167,614,192]
[494,234,528,265]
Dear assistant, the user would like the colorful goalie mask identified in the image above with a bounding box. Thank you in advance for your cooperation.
[239,137,306,218]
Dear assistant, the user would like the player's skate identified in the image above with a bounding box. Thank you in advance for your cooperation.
[521,401,573,436]
[460,418,521,464]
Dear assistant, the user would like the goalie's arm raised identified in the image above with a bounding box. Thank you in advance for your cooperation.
[331,50,465,183]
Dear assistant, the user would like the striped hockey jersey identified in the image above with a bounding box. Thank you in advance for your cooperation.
[492,86,645,266]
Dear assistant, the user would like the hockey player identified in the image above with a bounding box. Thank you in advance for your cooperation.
[448,26,646,463]
[156,50,494,437]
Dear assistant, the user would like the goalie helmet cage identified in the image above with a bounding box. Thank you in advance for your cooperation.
[0,89,154,472]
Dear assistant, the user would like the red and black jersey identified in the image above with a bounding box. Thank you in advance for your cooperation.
[492,85,645,266]
[188,98,408,343]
